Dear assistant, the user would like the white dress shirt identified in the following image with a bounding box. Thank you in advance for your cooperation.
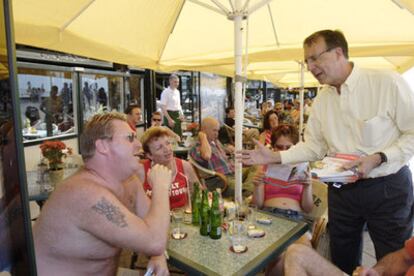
[281,65,414,178]
[160,87,182,112]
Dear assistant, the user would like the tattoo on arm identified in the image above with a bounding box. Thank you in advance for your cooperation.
[92,197,128,228]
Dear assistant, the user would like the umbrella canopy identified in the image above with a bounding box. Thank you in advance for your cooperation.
[12,0,414,201]
[12,0,414,87]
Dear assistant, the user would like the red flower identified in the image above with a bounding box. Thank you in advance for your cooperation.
[40,140,68,170]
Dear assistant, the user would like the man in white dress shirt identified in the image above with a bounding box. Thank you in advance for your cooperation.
[240,29,414,275]
[160,74,184,137]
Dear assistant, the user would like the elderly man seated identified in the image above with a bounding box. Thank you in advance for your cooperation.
[137,126,202,209]
[33,112,172,276]
[189,117,256,198]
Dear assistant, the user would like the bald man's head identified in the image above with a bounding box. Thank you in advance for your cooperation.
[201,117,220,141]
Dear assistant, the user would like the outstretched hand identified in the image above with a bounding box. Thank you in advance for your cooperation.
[236,139,280,165]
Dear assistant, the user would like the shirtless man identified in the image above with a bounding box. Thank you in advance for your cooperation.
[33,112,172,276]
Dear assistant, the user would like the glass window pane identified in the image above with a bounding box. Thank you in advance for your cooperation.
[18,68,76,142]
[1,1,34,273]
[200,73,227,124]
[80,73,123,124]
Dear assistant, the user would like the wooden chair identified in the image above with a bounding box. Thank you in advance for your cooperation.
[308,179,328,249]
[187,155,228,193]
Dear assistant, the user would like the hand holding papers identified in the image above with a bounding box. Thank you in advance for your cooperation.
[310,153,361,183]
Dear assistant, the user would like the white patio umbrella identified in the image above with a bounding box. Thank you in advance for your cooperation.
[12,0,414,200]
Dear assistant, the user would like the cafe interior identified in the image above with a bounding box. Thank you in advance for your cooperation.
[2,0,414,275]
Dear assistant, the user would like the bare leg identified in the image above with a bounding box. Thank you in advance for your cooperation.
[266,233,313,275]
[284,244,345,276]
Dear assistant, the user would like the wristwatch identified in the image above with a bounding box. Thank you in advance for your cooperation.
[376,152,388,165]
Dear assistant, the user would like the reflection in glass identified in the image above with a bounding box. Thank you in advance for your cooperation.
[18,68,75,141]
[80,73,123,124]
[125,74,144,120]
[1,0,33,273]
[200,73,227,123]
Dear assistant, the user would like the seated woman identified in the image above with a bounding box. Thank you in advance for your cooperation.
[258,110,279,146]
[137,127,203,209]
[253,124,313,275]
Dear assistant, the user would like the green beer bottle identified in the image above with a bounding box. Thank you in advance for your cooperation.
[209,191,222,239]
[192,183,201,226]
[200,189,210,236]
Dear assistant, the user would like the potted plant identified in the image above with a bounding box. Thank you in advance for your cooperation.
[40,140,72,186]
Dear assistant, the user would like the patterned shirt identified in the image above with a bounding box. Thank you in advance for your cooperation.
[189,139,234,175]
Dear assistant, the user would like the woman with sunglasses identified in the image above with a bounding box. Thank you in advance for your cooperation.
[253,124,314,275]
[137,127,202,209]
[258,110,279,146]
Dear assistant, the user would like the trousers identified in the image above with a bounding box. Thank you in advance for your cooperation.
[328,166,414,274]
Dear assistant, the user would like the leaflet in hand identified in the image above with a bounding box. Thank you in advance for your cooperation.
[310,153,360,183]
[264,162,309,187]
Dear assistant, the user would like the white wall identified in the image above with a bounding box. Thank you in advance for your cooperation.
[24,138,79,172]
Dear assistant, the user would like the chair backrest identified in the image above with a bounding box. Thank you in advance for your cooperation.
[223,124,235,145]
[187,155,228,192]
[309,179,328,249]
[308,179,328,219]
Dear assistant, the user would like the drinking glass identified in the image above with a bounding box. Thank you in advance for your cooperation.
[171,208,185,239]
[247,204,257,229]
[230,220,247,253]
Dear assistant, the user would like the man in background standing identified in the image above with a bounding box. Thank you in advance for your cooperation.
[160,74,184,137]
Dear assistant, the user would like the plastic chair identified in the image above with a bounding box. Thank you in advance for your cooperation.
[308,179,328,249]
[187,155,228,193]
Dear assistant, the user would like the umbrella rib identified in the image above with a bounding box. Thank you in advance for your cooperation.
[210,0,231,14]
[60,0,96,31]
[248,0,273,14]
[242,0,251,12]
[228,0,235,12]
[267,3,280,48]
[188,0,227,16]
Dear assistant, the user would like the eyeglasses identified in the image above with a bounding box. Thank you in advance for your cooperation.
[275,144,291,151]
[305,47,335,66]
[125,133,138,143]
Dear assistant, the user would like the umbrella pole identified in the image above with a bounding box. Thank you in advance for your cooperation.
[299,61,305,141]
[234,0,243,204]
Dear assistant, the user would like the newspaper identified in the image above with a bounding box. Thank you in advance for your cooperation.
[264,162,309,187]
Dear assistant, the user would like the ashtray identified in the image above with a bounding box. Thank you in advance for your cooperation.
[171,232,188,240]
[230,245,248,254]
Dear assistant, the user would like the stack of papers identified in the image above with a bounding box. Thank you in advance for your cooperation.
[310,153,360,183]
[264,162,309,186]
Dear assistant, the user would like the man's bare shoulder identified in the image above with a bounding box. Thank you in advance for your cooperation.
[47,170,115,208]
